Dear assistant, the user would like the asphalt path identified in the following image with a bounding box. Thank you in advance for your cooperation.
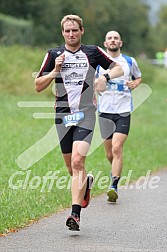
[0,169,167,252]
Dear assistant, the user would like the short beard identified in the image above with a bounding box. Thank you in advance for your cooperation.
[108,47,119,52]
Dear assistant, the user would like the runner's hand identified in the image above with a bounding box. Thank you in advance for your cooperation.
[127,80,137,90]
[95,75,107,93]
[55,53,65,72]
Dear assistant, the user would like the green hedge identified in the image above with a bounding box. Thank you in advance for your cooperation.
[0,13,34,45]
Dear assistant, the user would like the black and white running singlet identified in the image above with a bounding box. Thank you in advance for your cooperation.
[37,44,116,113]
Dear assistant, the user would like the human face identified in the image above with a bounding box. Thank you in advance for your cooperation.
[62,21,84,50]
[104,31,122,52]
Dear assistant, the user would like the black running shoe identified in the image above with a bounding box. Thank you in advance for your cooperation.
[66,214,80,231]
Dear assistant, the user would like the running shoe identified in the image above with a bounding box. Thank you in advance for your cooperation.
[81,174,94,208]
[107,187,118,202]
[66,214,80,231]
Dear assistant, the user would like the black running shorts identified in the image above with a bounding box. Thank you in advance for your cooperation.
[98,112,131,140]
[55,111,96,154]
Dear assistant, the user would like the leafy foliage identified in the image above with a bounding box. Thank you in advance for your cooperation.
[0,0,167,56]
[153,5,167,50]
[0,14,33,45]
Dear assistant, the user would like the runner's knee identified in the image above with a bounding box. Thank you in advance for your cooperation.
[106,151,113,163]
[112,143,122,157]
[71,155,84,172]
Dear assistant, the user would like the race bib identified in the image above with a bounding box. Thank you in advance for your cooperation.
[63,111,85,127]
[107,80,128,92]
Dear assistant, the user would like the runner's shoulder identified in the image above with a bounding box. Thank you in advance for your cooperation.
[80,44,99,52]
[48,45,65,56]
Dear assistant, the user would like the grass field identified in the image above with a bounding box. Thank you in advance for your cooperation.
[0,45,167,234]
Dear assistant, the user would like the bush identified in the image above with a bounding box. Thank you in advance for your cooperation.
[0,13,34,45]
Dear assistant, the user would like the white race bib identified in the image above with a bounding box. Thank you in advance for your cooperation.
[63,111,85,127]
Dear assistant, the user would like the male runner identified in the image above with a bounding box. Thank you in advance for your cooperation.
[96,31,142,203]
[35,17,125,231]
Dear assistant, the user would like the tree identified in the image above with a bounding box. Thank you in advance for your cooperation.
[154,5,167,50]
[0,0,35,19]
[0,0,155,56]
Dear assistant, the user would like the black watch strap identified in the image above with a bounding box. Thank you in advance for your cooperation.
[103,73,110,82]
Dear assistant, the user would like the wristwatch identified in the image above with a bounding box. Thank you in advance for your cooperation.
[103,73,110,82]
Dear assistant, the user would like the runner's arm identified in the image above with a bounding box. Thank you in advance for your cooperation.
[35,69,58,92]
[127,77,142,90]
[34,52,65,92]
[95,63,124,92]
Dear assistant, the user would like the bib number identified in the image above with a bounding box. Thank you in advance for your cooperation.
[107,80,128,92]
[63,111,84,127]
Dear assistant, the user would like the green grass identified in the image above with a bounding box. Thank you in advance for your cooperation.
[0,45,167,234]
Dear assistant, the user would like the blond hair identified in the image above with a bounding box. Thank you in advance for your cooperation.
[61,14,83,31]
